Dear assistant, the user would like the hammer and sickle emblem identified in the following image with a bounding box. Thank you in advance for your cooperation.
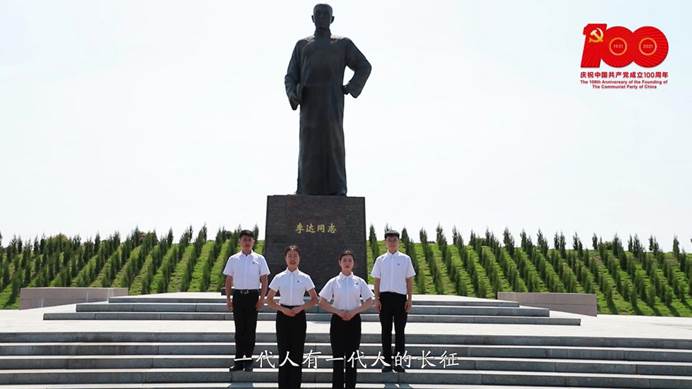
[589,28,604,43]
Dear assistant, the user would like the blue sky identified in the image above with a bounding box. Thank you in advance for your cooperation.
[1,0,690,250]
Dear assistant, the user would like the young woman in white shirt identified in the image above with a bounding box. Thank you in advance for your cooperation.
[266,245,318,389]
[318,250,374,389]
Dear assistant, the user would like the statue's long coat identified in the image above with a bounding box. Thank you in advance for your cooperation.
[285,33,371,195]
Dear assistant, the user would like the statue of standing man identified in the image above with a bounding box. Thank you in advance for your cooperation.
[285,4,372,196]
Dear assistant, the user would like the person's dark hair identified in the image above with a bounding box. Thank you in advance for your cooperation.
[384,229,400,239]
[239,229,255,240]
[313,3,333,15]
[284,244,301,257]
[338,249,355,262]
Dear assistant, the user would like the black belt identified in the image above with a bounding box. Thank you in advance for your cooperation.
[278,304,306,318]
[380,291,406,296]
[233,289,259,295]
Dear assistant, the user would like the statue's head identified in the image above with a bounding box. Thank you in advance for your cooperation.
[312,3,334,29]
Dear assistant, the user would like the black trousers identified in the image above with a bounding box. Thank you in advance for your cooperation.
[329,313,362,389]
[232,289,259,366]
[276,304,306,389]
[379,291,408,365]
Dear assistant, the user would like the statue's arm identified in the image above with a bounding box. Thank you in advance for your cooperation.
[284,41,302,110]
[343,38,372,98]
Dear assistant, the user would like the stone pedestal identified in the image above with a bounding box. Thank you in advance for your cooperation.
[264,195,366,289]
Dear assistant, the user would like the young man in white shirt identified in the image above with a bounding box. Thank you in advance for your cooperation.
[224,229,270,372]
[371,230,415,373]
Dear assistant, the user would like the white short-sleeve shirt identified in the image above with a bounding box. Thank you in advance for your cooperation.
[222,250,270,290]
[319,272,374,310]
[371,250,416,295]
[268,268,315,306]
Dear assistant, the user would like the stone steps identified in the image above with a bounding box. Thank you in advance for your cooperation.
[44,311,579,325]
[2,342,691,362]
[77,303,539,316]
[0,367,691,388]
[0,385,618,389]
[42,293,582,325]
[1,354,691,376]
[2,332,690,349]
[0,385,620,389]
[5,292,692,387]
[0,386,620,389]
[108,296,520,307]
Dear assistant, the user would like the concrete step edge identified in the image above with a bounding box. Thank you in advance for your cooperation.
[2,333,689,350]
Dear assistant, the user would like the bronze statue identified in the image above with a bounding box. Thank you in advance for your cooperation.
[285,4,371,196]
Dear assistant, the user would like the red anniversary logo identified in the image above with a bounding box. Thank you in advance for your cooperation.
[581,24,669,68]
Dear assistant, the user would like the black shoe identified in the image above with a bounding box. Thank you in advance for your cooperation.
[229,364,244,372]
[393,365,406,373]
[382,365,393,372]
[243,363,253,372]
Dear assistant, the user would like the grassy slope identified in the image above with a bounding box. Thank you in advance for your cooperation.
[3,238,692,316]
